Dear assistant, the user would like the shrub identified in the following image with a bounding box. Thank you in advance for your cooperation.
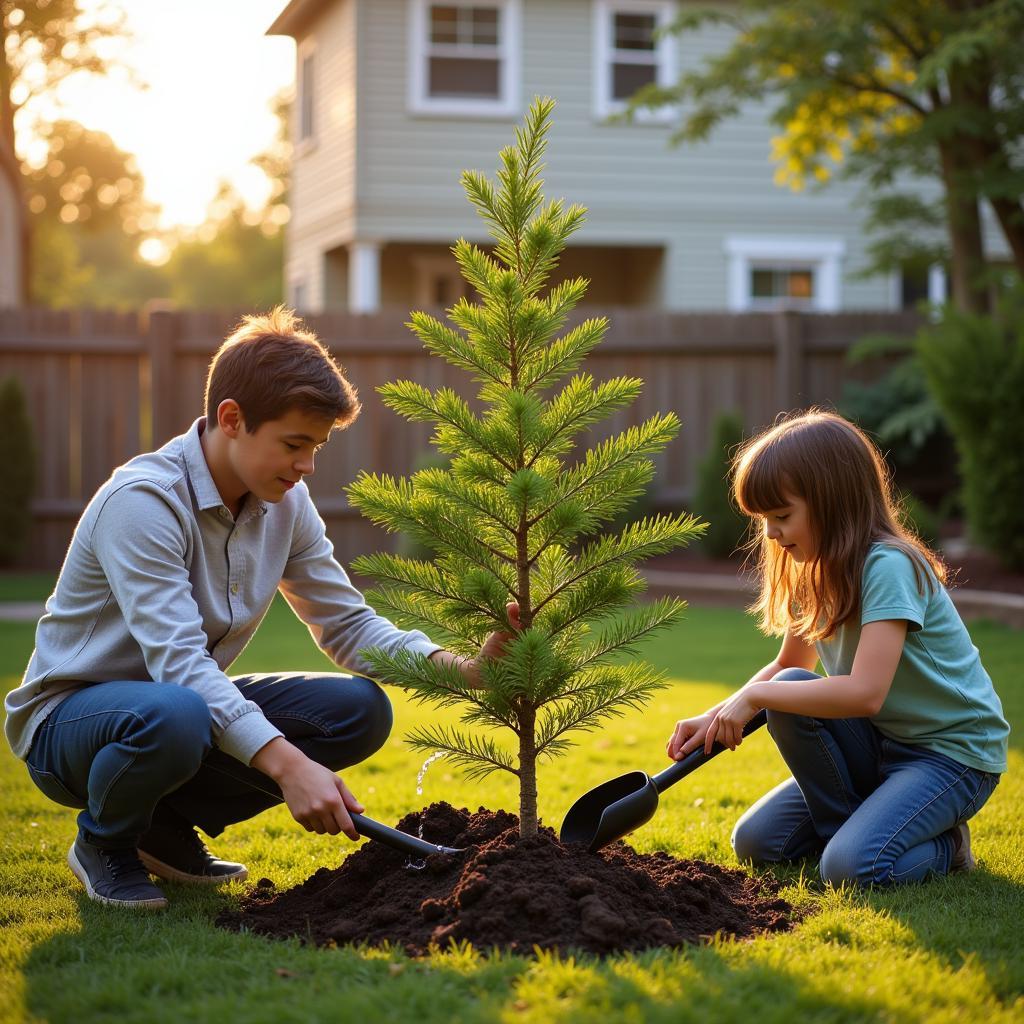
[693,411,747,559]
[0,377,36,566]
[916,285,1024,569]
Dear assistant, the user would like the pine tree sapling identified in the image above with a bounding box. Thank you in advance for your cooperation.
[0,376,36,566]
[347,98,704,837]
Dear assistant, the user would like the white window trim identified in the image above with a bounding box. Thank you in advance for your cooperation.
[295,38,318,156]
[724,236,846,312]
[408,0,521,118]
[593,0,677,123]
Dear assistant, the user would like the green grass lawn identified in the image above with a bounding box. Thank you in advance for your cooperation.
[1,584,1021,1023]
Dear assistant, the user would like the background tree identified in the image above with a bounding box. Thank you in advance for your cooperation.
[160,90,291,309]
[24,118,162,306]
[1,0,134,302]
[0,376,35,566]
[633,0,1024,313]
[347,99,704,838]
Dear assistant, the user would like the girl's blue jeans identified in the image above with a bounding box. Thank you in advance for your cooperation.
[732,669,1000,886]
[24,673,392,848]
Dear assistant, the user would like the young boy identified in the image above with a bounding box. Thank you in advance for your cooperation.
[5,308,513,911]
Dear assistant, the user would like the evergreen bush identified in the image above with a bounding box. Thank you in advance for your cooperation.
[693,411,746,559]
[0,376,36,566]
[916,284,1024,569]
[346,99,705,836]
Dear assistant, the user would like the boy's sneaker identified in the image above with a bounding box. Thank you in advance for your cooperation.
[138,821,248,885]
[68,835,168,910]
[949,821,977,872]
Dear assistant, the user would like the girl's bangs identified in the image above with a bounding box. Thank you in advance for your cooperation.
[735,445,793,516]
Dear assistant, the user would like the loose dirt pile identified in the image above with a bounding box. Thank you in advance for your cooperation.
[219,803,796,956]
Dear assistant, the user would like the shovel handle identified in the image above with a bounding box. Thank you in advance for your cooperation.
[652,708,768,794]
[350,812,456,858]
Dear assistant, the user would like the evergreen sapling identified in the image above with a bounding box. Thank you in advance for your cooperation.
[347,98,705,838]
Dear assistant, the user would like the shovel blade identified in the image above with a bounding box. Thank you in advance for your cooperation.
[559,770,660,852]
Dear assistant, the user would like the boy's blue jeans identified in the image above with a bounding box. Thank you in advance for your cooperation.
[731,669,999,886]
[24,673,392,848]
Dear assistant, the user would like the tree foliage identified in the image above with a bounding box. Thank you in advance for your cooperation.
[0,375,35,566]
[2,0,135,301]
[916,285,1024,569]
[632,0,1024,313]
[347,98,704,837]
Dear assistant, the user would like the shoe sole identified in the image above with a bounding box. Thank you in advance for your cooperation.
[137,850,249,885]
[67,843,168,910]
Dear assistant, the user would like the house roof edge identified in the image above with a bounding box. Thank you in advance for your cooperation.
[266,0,335,38]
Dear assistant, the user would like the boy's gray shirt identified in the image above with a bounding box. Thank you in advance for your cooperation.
[4,418,440,764]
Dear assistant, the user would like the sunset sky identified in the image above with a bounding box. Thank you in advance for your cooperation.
[24,0,296,230]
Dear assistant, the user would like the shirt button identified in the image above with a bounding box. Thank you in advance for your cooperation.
[231,583,239,595]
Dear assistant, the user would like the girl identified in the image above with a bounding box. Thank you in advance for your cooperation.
[667,409,1008,887]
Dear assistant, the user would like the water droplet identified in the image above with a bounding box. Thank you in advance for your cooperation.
[415,750,447,796]
[404,857,427,872]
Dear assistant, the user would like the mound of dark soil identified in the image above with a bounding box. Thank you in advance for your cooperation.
[218,803,796,956]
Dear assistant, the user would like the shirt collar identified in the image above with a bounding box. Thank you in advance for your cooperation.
[183,417,231,512]
[183,418,269,521]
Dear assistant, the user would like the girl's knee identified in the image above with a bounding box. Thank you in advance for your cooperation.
[731,817,778,865]
[819,837,878,888]
[354,678,393,754]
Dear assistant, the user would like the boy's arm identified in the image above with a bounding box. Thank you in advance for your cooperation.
[278,487,442,673]
[91,485,283,765]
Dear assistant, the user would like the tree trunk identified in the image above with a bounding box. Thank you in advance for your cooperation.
[0,25,29,304]
[937,140,990,314]
[517,708,538,837]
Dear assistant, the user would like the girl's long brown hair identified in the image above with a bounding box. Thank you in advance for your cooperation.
[732,409,946,641]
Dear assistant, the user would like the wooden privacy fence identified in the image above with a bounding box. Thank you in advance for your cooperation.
[0,306,920,570]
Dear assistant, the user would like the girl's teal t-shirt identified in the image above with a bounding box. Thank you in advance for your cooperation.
[816,543,1009,774]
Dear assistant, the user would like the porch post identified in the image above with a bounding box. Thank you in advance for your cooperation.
[349,240,382,313]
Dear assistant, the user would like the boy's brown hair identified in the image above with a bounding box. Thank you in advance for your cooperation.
[205,306,361,432]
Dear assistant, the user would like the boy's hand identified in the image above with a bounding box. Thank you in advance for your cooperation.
[434,602,521,688]
[667,712,715,760]
[252,737,364,839]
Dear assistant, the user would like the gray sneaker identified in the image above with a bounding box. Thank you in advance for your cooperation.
[68,835,168,910]
[950,821,977,872]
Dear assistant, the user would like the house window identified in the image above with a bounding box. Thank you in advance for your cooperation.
[291,279,307,311]
[409,0,521,116]
[298,46,316,142]
[594,1,676,120]
[750,266,816,309]
[724,237,846,312]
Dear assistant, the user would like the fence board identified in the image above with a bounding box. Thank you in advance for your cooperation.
[0,307,916,570]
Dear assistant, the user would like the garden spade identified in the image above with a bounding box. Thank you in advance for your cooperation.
[559,710,768,853]
[350,812,466,858]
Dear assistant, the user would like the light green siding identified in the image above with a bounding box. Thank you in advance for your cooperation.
[288,0,987,311]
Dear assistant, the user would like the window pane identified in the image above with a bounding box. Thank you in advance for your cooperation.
[787,270,813,299]
[470,7,499,45]
[612,62,656,100]
[751,269,775,298]
[429,56,501,98]
[430,6,459,44]
[614,13,656,51]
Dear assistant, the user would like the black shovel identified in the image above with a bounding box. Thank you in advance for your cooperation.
[350,812,465,858]
[560,710,768,853]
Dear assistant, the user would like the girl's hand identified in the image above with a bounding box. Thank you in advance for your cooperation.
[667,712,715,760]
[705,685,764,755]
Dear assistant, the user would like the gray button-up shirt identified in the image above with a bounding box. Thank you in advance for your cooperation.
[5,418,439,764]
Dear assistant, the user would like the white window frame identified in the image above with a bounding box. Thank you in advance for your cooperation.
[593,0,677,122]
[724,237,846,312]
[408,0,521,118]
[296,39,317,155]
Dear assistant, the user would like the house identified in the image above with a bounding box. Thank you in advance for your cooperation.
[267,0,952,315]
[0,132,24,307]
